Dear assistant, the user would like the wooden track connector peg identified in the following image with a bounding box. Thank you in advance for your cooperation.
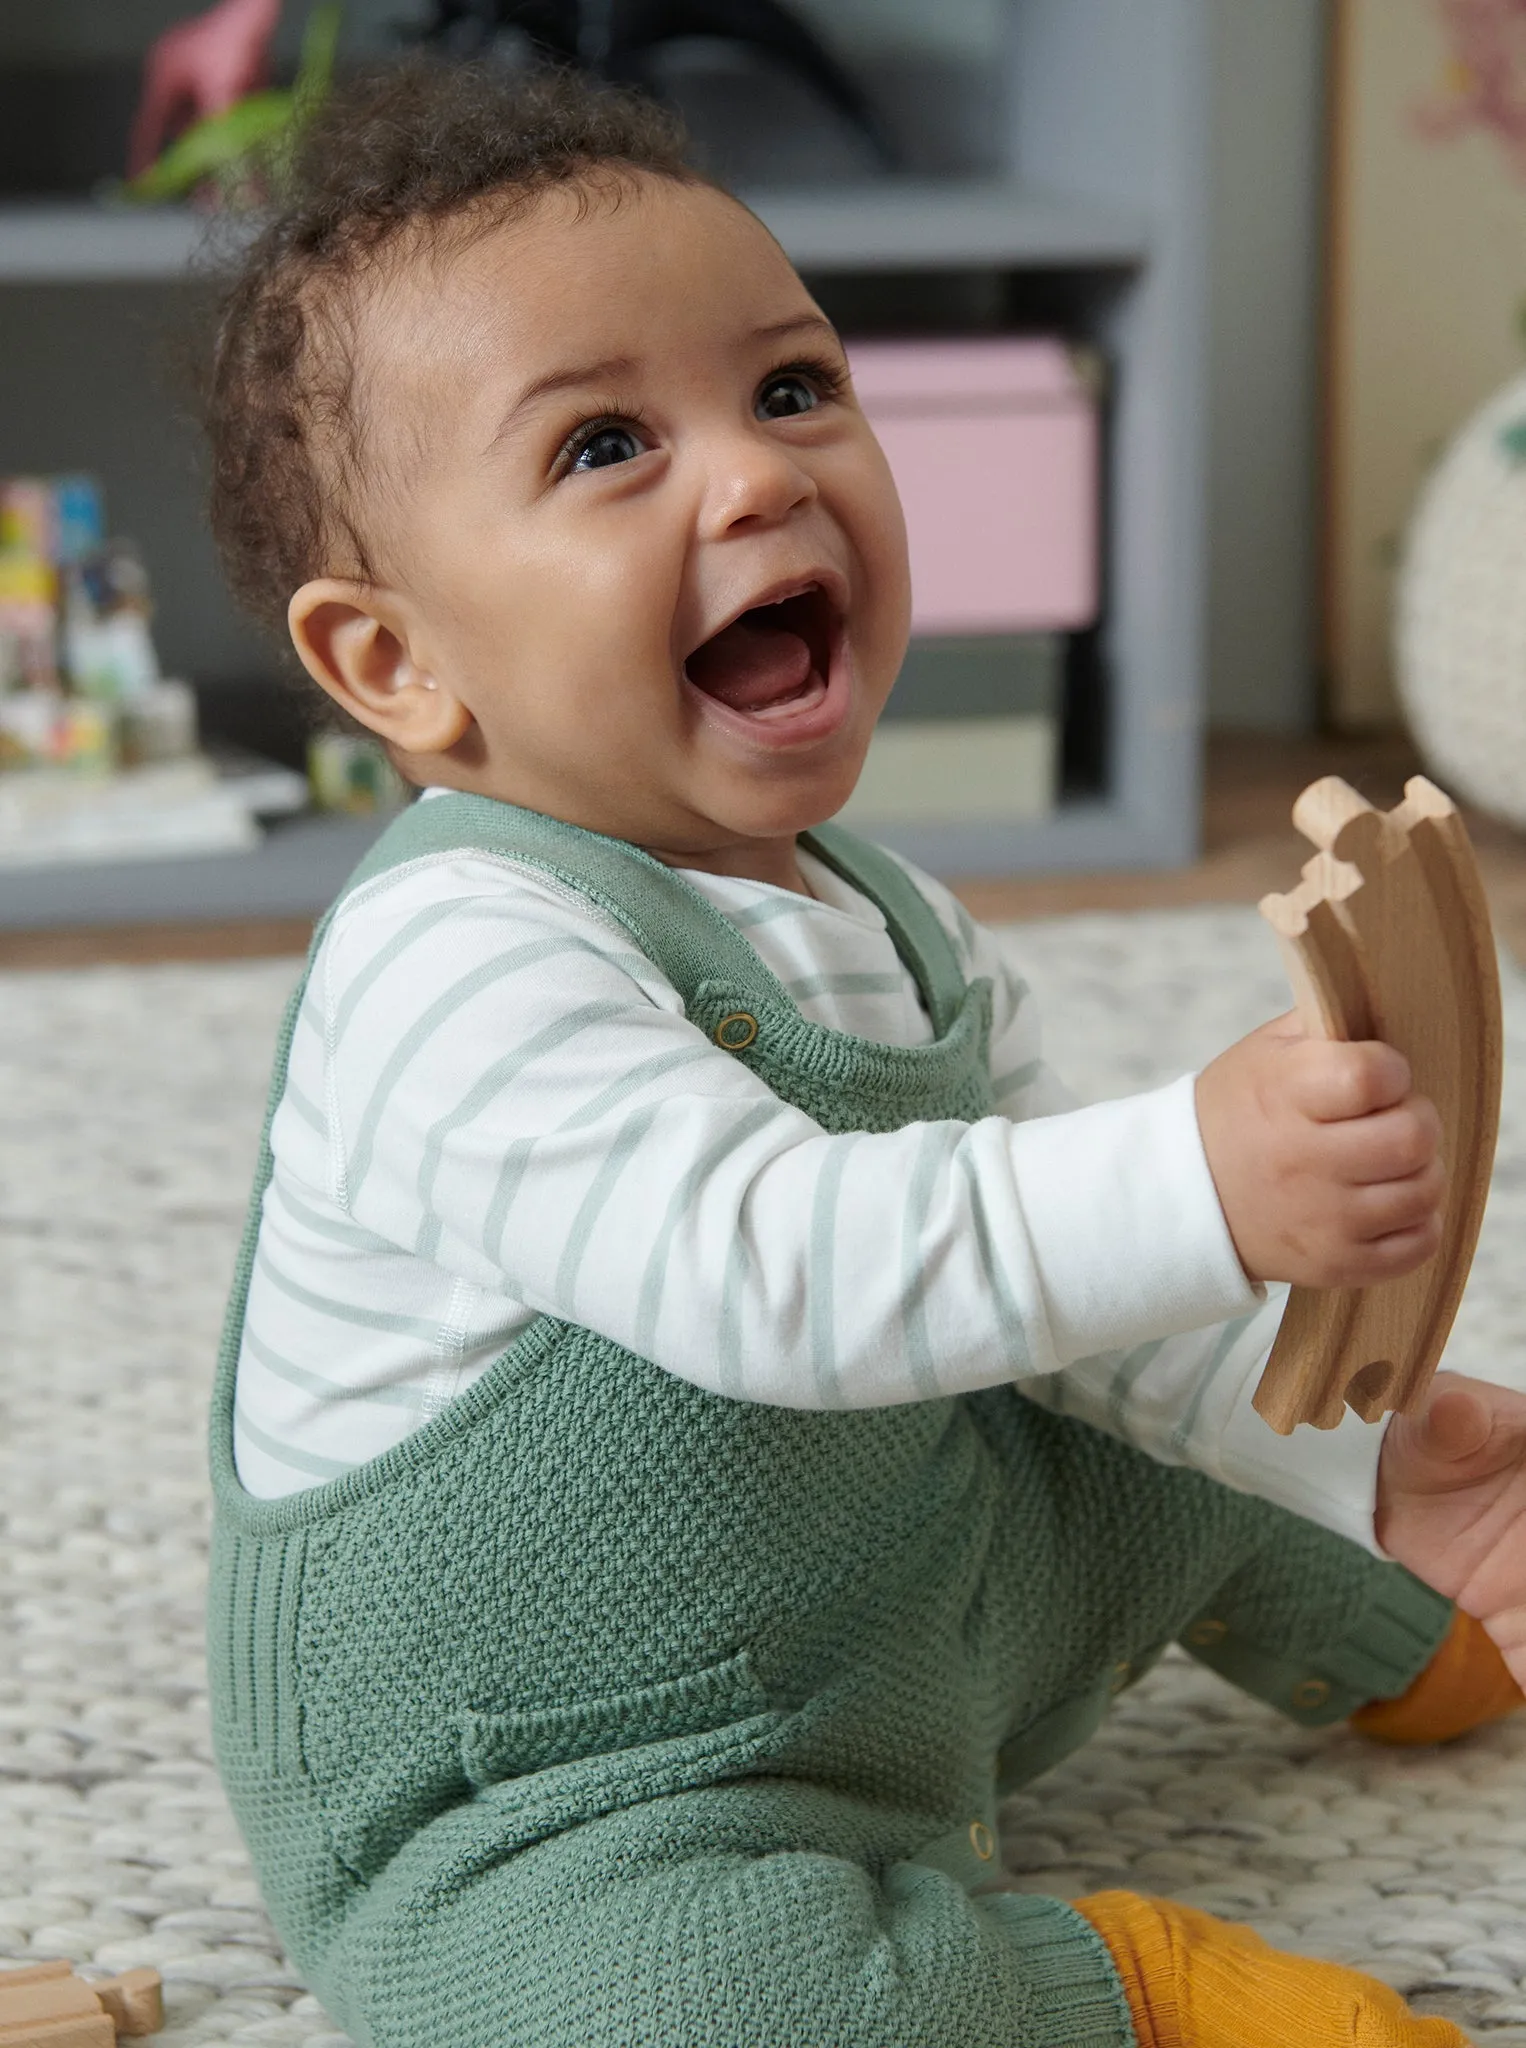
[1253,775,1503,1435]
[0,1960,163,2046]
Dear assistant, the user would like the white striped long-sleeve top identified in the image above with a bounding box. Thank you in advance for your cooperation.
[234,828,1389,1552]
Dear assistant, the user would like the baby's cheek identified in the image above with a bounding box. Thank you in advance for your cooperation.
[852,449,913,650]
[559,520,688,659]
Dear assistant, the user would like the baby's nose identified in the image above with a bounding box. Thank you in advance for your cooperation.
[700,437,818,536]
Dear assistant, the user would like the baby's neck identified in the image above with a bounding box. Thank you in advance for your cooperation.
[412,773,817,898]
[645,836,814,898]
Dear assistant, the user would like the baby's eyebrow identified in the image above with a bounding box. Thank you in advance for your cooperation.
[486,355,640,452]
[752,314,840,349]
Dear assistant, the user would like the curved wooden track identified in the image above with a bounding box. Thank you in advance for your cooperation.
[1253,776,1503,1433]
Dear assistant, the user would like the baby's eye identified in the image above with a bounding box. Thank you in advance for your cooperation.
[569,423,648,472]
[755,373,821,421]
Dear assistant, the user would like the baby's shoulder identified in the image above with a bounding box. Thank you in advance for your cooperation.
[312,848,681,1026]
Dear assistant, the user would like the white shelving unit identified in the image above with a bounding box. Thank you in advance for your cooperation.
[0,203,208,282]
[0,181,1150,282]
[0,0,1211,928]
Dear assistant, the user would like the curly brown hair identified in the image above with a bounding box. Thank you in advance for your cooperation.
[204,60,708,639]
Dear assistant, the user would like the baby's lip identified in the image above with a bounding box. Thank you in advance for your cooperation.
[681,565,849,663]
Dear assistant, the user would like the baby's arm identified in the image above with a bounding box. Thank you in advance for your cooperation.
[323,859,1439,1528]
[324,864,1261,1409]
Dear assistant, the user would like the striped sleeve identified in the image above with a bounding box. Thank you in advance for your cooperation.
[315,860,1260,1412]
[894,859,1386,1552]
[1015,1297,1387,1556]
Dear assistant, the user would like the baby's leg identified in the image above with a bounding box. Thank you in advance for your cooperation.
[970,1399,1474,2043]
[1175,1492,1455,1728]
[316,1781,1139,2048]
[1056,1450,1475,2044]
[317,1786,1470,2048]
[970,1390,1455,1734]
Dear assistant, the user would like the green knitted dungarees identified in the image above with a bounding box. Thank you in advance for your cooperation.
[209,796,1451,2048]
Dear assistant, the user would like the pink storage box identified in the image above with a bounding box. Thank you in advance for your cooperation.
[845,338,1098,635]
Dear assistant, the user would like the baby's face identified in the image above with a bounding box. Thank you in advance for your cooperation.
[345,174,910,875]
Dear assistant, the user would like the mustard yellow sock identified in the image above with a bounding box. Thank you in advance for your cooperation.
[1075,1891,1468,2048]
[1351,1608,1523,1745]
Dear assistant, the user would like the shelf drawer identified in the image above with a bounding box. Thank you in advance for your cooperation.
[847,338,1099,635]
[847,633,1061,828]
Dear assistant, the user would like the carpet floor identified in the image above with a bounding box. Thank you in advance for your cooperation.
[2,906,1525,2044]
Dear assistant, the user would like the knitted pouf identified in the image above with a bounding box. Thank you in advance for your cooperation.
[1398,369,1526,827]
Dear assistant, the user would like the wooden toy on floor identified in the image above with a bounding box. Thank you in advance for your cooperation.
[0,1960,163,2046]
[1254,775,1503,1433]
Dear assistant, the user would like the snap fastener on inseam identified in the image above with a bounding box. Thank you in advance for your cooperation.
[714,1012,759,1051]
[969,1821,995,1862]
[1109,1660,1132,1695]
[1292,1678,1332,1711]
[1185,1618,1228,1648]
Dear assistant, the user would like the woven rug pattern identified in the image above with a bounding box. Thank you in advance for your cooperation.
[2,907,1525,2043]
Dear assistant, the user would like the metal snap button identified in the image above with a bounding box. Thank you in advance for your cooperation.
[1109,1660,1133,1696]
[714,1011,759,1052]
[969,1820,995,1862]
[1186,1618,1229,1648]
[1292,1678,1332,1711]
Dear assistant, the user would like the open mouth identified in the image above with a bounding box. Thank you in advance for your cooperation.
[683,583,840,722]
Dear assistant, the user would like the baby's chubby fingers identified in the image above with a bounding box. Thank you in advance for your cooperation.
[1377,1376,1526,1675]
[1334,1180,1444,1280]
[1318,1089,1443,1186]
[1298,1058,1447,1275]
[1279,1035,1414,1124]
[1196,1016,1448,1288]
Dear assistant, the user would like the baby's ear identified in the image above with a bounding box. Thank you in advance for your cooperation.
[288,578,472,754]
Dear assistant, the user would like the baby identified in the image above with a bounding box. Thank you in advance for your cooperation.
[206,60,1526,2048]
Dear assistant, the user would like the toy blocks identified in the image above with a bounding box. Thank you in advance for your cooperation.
[0,1961,163,2046]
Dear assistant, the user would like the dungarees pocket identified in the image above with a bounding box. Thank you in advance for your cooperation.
[457,1652,793,1855]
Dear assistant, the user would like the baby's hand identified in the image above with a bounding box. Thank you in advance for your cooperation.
[1195,1015,1445,1288]
[1377,1373,1526,1690]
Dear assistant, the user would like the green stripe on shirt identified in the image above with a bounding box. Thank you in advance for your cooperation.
[346,935,621,1200]
[631,1102,777,1358]
[900,1123,952,1401]
[412,999,629,1262]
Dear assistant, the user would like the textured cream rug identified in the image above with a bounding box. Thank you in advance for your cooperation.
[2,907,1524,2044]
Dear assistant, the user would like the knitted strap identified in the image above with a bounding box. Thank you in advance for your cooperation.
[345,795,966,1029]
[341,795,790,1011]
[803,822,969,1036]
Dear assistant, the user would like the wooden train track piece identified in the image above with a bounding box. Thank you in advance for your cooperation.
[0,1960,163,2046]
[1253,775,1503,1434]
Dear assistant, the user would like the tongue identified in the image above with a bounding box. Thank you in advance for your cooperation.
[686,615,814,712]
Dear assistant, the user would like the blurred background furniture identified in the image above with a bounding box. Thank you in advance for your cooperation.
[0,0,1343,932]
[1397,370,1526,832]
[1326,0,1526,734]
